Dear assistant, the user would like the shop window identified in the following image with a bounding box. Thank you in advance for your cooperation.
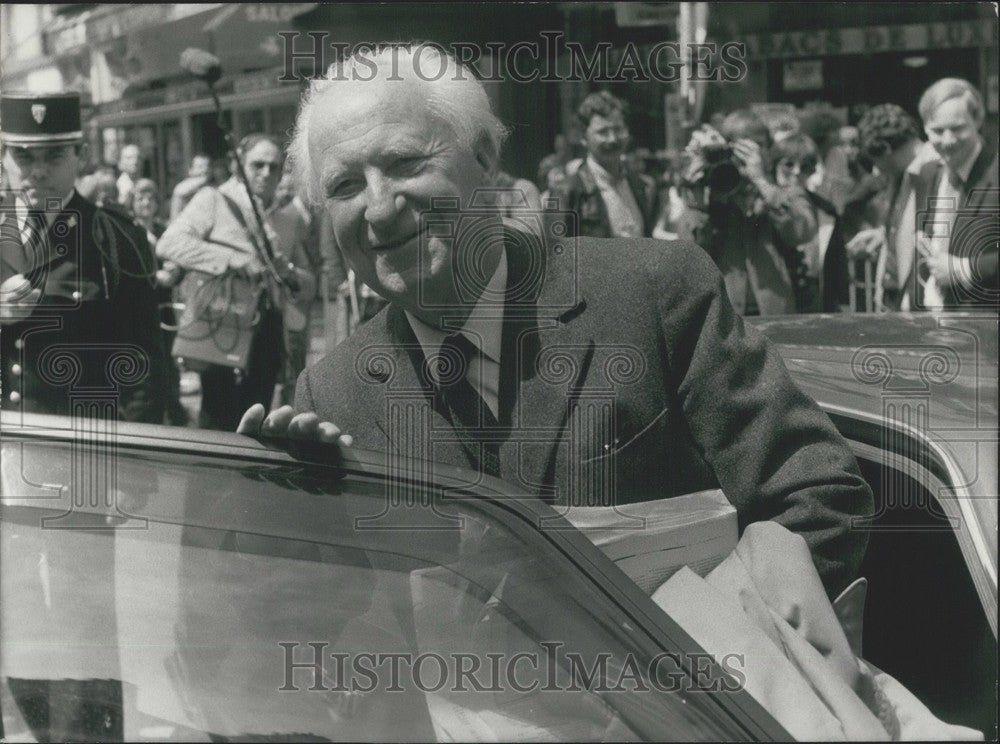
[192,111,233,161]
[161,121,185,210]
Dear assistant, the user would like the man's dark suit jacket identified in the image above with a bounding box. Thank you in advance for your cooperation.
[1,191,166,422]
[296,231,873,596]
[550,162,660,238]
[913,144,999,308]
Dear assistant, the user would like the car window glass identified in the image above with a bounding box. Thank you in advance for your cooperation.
[2,439,742,742]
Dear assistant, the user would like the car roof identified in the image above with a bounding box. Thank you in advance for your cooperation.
[750,311,997,437]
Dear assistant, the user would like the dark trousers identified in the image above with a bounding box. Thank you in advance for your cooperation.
[161,329,188,425]
[198,309,284,431]
[278,327,308,407]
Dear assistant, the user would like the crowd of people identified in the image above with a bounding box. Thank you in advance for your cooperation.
[534,77,996,315]
[2,68,996,433]
[2,46,993,740]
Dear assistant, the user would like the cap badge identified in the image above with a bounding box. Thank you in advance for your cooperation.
[31,104,47,124]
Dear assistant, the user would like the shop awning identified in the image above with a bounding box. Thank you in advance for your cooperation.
[91,3,316,101]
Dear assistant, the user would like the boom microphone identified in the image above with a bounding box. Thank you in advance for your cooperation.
[180,48,223,85]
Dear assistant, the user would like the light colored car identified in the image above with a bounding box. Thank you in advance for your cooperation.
[1,312,995,740]
[750,311,997,736]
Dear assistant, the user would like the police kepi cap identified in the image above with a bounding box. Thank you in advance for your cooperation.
[1,92,83,147]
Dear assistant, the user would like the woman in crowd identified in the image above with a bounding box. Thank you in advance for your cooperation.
[771,133,850,312]
[131,178,188,424]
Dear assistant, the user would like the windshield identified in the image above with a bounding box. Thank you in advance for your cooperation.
[1,438,742,742]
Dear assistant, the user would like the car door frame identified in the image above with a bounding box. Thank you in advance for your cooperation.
[1,411,790,741]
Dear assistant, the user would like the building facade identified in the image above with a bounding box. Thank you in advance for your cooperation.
[3,3,997,196]
[2,4,313,197]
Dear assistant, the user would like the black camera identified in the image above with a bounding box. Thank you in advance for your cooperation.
[702,144,743,200]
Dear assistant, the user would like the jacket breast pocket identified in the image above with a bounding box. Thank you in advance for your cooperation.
[567,407,673,506]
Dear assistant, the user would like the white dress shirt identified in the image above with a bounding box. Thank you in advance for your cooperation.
[920,140,981,310]
[586,155,644,238]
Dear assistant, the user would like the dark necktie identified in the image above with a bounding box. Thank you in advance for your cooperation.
[882,171,908,290]
[436,332,502,477]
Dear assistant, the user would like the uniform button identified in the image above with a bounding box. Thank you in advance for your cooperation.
[11,364,21,376]
[9,391,21,403]
[14,339,24,350]
[72,290,81,301]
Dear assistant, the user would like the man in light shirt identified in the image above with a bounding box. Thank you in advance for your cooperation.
[547,92,659,239]
[116,143,142,207]
[912,78,998,309]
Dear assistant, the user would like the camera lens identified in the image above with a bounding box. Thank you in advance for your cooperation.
[707,160,742,198]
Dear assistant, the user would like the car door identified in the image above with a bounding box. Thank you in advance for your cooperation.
[1,414,786,742]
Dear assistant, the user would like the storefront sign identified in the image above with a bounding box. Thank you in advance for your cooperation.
[744,20,995,59]
[87,4,220,45]
[614,2,679,28]
[783,60,823,91]
[244,4,317,24]
[88,6,173,45]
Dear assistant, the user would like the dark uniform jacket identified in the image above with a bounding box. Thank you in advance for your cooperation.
[295,231,874,597]
[549,161,661,238]
[912,144,999,308]
[1,191,166,422]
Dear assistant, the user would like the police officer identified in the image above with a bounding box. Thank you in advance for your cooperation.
[1,91,166,421]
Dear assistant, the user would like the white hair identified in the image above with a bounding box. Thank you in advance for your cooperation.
[289,43,508,207]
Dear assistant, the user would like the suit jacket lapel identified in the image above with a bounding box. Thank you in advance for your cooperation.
[498,228,590,502]
[962,145,998,208]
[912,162,939,228]
[626,171,654,234]
[378,303,476,474]
[369,228,592,492]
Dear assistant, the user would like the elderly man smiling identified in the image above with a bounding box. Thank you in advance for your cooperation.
[239,45,873,597]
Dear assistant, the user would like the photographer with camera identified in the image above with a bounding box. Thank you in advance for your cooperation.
[675,110,818,316]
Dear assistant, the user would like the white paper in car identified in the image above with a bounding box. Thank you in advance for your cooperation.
[561,489,738,593]
[409,565,638,742]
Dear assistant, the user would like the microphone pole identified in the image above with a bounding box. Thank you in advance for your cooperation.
[179,48,296,291]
